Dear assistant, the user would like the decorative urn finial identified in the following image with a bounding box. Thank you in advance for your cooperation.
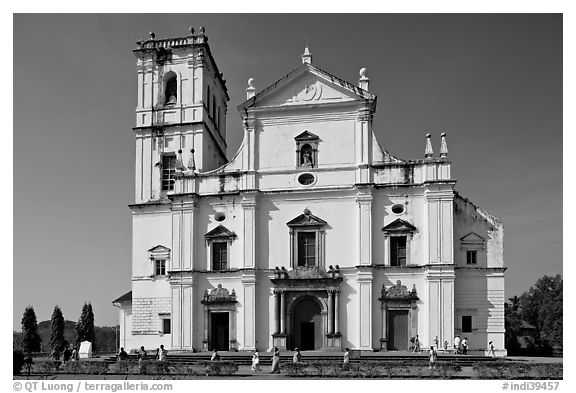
[425,133,434,159]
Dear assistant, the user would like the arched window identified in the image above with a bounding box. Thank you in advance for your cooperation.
[164,73,177,105]
[212,96,216,119]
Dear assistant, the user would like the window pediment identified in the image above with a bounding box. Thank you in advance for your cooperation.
[294,131,319,142]
[148,245,170,259]
[205,225,237,241]
[460,232,485,244]
[287,209,327,228]
[382,218,417,233]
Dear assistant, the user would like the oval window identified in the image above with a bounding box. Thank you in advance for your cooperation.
[214,212,226,222]
[391,204,405,214]
[298,173,315,185]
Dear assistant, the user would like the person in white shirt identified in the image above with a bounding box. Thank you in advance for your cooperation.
[158,345,167,361]
[429,346,437,369]
[454,335,461,353]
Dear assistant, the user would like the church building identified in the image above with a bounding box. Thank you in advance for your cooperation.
[113,27,506,356]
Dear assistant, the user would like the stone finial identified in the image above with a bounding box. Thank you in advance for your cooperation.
[188,27,195,36]
[425,133,434,159]
[440,132,448,158]
[149,32,156,40]
[246,78,256,99]
[303,208,311,216]
[302,45,312,64]
[359,68,369,91]
[188,148,196,172]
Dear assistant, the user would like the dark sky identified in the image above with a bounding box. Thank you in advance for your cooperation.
[13,14,562,329]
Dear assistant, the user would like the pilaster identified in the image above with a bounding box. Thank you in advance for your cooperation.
[241,191,258,268]
[170,197,198,271]
[356,188,373,266]
[357,268,373,350]
[169,275,195,349]
[425,265,455,351]
[240,272,257,350]
[424,183,455,264]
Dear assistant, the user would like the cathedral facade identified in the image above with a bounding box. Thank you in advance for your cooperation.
[113,28,506,356]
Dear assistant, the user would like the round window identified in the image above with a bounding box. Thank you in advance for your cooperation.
[214,212,226,222]
[391,204,405,214]
[298,173,315,185]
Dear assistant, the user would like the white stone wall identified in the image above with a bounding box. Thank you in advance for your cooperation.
[131,297,171,334]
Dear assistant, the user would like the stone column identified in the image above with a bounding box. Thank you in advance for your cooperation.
[334,291,340,333]
[203,306,209,351]
[280,291,286,334]
[274,291,280,334]
[381,302,388,351]
[327,291,334,334]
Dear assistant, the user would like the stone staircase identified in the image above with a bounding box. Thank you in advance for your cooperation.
[105,350,500,367]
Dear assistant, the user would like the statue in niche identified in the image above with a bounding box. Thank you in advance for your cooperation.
[300,144,313,167]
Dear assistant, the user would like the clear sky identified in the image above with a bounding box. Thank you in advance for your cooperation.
[13,14,562,330]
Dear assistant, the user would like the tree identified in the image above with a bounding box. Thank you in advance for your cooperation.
[21,306,41,353]
[49,305,67,351]
[504,295,523,354]
[519,274,562,349]
[76,303,96,351]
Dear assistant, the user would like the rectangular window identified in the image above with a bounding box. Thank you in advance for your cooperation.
[212,242,228,271]
[162,318,171,334]
[297,232,316,267]
[462,316,472,333]
[390,236,407,266]
[161,155,176,191]
[466,250,477,265]
[155,259,166,276]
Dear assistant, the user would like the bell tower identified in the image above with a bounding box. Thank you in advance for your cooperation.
[132,27,229,203]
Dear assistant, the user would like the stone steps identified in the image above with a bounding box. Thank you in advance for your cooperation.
[105,351,499,367]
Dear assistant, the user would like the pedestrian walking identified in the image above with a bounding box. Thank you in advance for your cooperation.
[270,347,281,373]
[412,335,421,352]
[138,346,147,373]
[462,337,468,355]
[343,348,350,366]
[158,345,167,361]
[454,335,461,354]
[292,348,301,363]
[488,341,495,357]
[251,350,261,372]
[428,345,437,369]
[117,347,128,361]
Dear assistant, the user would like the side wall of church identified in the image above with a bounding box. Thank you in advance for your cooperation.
[453,196,505,354]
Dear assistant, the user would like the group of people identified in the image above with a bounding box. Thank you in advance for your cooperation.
[49,345,79,365]
[452,335,469,355]
[250,347,281,373]
[118,345,167,363]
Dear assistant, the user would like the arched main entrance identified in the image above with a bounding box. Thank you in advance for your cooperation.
[291,296,323,350]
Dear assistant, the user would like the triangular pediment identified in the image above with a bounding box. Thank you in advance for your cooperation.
[382,218,417,233]
[287,209,328,227]
[205,225,237,239]
[148,245,171,253]
[238,63,375,111]
[294,131,319,141]
[460,232,485,243]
